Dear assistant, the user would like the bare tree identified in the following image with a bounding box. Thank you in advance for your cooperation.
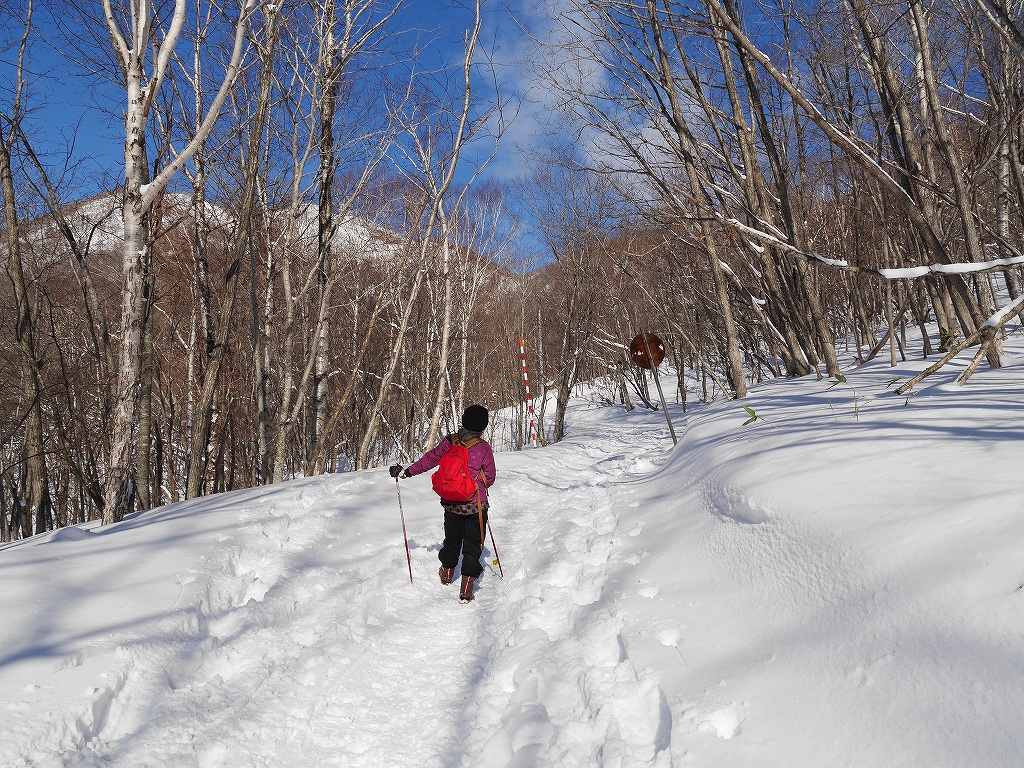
[518,154,620,440]
[101,0,259,522]
[356,0,491,466]
[184,3,282,499]
[0,0,51,538]
[309,0,406,452]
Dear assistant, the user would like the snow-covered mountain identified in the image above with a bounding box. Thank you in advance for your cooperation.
[2,328,1023,767]
[12,190,521,300]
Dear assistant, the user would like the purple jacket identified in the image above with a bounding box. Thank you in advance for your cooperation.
[406,429,496,504]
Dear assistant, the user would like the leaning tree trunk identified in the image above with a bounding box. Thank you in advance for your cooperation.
[646,3,746,397]
[909,0,999,366]
[721,0,839,377]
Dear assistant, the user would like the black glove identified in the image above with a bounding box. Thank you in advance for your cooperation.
[389,464,406,478]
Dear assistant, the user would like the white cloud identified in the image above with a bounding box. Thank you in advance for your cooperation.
[469,0,615,180]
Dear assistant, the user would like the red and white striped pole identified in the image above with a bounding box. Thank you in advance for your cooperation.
[520,339,538,448]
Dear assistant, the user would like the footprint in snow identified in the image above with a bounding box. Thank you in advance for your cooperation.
[686,703,745,740]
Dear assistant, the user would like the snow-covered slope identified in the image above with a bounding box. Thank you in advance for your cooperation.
[3,332,1024,767]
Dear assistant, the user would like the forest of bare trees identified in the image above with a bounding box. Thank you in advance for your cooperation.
[3,0,1024,540]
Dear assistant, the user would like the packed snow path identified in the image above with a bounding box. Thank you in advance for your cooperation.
[1,401,675,767]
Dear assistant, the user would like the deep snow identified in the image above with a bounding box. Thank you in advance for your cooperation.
[3,331,1024,767]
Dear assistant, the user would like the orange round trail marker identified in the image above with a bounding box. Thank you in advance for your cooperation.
[627,331,678,446]
[630,332,666,369]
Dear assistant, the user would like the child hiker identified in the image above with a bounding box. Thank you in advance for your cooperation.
[390,405,496,603]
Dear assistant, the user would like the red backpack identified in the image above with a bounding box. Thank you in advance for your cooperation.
[432,434,483,502]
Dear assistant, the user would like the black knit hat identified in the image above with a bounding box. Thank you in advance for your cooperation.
[462,404,489,432]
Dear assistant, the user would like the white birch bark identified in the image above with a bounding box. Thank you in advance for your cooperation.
[101,0,257,523]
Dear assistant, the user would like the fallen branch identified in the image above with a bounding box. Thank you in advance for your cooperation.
[896,294,1024,394]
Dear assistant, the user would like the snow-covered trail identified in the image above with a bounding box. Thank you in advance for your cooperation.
[457,410,673,767]
[1,400,679,768]
[8,349,1024,768]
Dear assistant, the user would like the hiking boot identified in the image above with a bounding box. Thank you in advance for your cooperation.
[459,575,476,603]
[439,566,455,586]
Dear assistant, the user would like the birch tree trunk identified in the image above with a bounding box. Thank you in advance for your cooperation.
[312,0,338,454]
[707,13,810,377]
[908,0,999,369]
[104,58,152,521]
[646,2,747,396]
[425,207,456,448]
[102,0,256,522]
[308,0,406,457]
[135,292,154,510]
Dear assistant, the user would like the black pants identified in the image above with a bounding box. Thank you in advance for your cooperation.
[439,507,488,578]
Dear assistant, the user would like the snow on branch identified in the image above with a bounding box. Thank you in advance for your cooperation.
[984,293,1024,329]
[720,215,1024,279]
[879,255,1024,279]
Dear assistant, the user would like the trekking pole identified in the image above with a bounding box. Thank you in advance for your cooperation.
[487,521,504,579]
[382,422,414,584]
[394,477,414,584]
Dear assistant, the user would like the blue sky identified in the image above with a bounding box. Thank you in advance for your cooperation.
[0,0,552,201]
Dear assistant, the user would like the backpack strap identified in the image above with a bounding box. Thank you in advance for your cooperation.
[448,433,483,450]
